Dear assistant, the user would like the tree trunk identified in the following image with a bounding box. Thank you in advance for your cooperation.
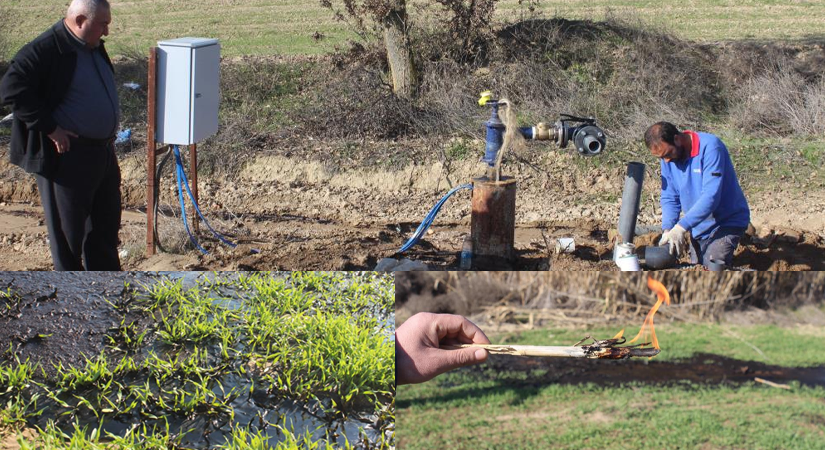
[383,1,415,99]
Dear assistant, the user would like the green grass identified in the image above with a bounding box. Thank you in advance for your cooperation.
[716,130,825,194]
[493,322,825,367]
[398,379,825,450]
[445,138,477,161]
[12,421,356,450]
[563,130,825,194]
[2,0,825,59]
[397,322,825,450]
[1,272,394,448]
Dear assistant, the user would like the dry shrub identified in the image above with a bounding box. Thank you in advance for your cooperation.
[295,16,728,143]
[410,16,724,142]
[299,66,418,139]
[730,64,825,136]
[199,57,311,174]
[713,43,795,91]
[397,272,825,322]
[297,45,424,139]
[294,15,825,146]
[112,51,149,134]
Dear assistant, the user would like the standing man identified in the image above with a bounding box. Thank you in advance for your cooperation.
[1,0,122,270]
[644,121,750,268]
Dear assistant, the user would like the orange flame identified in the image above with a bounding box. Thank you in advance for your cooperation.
[627,277,671,352]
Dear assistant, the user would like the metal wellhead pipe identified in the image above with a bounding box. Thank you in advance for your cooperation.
[617,162,646,244]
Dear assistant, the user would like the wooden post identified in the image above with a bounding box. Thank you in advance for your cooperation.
[471,176,517,262]
[146,47,157,257]
[189,143,199,233]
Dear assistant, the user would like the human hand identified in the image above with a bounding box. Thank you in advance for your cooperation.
[47,126,78,154]
[659,224,687,256]
[396,312,491,385]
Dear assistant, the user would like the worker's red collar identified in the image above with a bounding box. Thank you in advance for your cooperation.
[685,130,700,158]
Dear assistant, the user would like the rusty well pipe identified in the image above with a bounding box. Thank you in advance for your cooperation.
[618,162,646,244]
[471,176,517,261]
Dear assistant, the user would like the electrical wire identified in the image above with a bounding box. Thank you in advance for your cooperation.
[172,145,237,254]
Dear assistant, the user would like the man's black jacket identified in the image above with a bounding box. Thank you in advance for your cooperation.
[0,20,114,178]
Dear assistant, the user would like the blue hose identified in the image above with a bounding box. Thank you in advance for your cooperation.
[397,183,473,253]
[173,145,237,254]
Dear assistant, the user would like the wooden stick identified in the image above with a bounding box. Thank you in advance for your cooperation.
[444,344,659,359]
[754,377,791,390]
[189,143,199,234]
[146,46,157,257]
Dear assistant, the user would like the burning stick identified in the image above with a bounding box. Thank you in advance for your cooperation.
[447,276,671,360]
[627,277,671,350]
[445,341,659,359]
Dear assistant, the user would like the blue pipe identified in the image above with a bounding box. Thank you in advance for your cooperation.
[397,183,473,253]
[480,101,537,165]
[481,103,504,166]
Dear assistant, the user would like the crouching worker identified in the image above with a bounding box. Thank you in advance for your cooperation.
[0,0,122,270]
[644,121,750,268]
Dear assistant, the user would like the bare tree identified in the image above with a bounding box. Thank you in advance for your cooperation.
[320,0,416,99]
[320,0,504,99]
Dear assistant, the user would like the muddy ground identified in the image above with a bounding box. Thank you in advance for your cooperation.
[0,140,823,271]
[443,352,825,390]
[0,272,393,449]
[0,272,160,374]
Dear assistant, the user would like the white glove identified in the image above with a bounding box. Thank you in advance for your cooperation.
[659,224,687,256]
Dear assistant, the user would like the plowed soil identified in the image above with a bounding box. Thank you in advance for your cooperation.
[0,143,823,271]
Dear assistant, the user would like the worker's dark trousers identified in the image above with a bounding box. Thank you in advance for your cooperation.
[34,142,122,271]
[689,226,746,268]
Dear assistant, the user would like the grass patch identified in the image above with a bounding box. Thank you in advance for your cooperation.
[398,379,825,449]
[2,1,825,60]
[716,130,825,194]
[1,272,394,448]
[397,322,825,449]
[445,138,475,161]
[493,322,825,367]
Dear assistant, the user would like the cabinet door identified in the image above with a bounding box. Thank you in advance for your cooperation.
[157,45,193,145]
[190,44,220,144]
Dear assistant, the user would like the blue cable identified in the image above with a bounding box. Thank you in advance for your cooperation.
[397,183,472,253]
[173,145,237,254]
[173,146,207,254]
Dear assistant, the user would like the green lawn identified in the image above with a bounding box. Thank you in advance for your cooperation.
[2,0,825,59]
[397,323,825,450]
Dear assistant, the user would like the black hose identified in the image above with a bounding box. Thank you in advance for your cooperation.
[153,147,172,253]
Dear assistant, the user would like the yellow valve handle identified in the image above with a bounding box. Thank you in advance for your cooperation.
[478,90,493,106]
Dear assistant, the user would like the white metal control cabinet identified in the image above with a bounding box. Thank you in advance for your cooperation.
[156,38,220,145]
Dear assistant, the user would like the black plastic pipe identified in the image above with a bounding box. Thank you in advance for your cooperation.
[644,245,677,270]
[618,162,646,244]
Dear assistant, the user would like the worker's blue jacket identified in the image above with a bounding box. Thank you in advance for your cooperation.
[660,131,750,240]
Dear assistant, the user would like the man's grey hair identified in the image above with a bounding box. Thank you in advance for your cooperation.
[67,0,110,19]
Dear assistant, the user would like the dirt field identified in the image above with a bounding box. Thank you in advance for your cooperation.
[0,142,822,271]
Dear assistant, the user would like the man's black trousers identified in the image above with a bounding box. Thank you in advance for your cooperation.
[34,142,122,270]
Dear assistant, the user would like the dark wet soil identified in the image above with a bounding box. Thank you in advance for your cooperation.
[473,353,825,388]
[0,272,157,375]
[0,272,393,449]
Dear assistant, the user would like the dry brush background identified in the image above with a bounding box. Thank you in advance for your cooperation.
[396,272,825,325]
